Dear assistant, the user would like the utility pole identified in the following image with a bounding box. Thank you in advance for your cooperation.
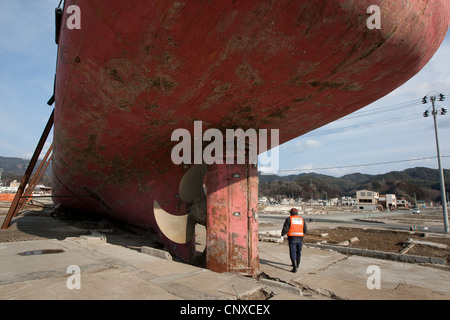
[423,93,448,233]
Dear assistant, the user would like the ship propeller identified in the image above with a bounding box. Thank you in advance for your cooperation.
[153,200,195,244]
[179,164,207,226]
[154,164,207,244]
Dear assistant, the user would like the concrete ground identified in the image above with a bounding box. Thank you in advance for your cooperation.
[0,207,449,300]
[0,237,262,300]
[258,241,450,300]
[0,210,261,300]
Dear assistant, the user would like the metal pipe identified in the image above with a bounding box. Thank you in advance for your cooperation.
[16,144,53,214]
[1,110,54,229]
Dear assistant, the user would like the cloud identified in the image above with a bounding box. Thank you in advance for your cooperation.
[286,139,324,153]
[277,35,450,177]
[20,141,52,160]
[388,35,450,99]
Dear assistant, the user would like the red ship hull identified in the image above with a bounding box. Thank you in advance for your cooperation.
[53,0,449,274]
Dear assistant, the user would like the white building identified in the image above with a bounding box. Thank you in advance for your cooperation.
[341,196,356,206]
[329,198,339,206]
[258,196,269,204]
[379,194,397,210]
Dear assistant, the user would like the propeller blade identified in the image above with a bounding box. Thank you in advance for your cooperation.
[153,200,195,244]
[179,164,207,203]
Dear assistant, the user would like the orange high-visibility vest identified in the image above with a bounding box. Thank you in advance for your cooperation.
[287,215,304,237]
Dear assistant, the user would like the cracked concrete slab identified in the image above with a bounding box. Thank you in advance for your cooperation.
[258,241,347,284]
[0,238,262,300]
[258,241,450,300]
[2,211,449,300]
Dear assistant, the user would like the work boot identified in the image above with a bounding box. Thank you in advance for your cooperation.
[290,260,297,273]
[297,257,301,268]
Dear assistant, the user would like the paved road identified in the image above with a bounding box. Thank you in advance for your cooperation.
[259,211,446,233]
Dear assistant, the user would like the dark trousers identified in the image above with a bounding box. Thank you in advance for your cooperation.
[288,237,303,263]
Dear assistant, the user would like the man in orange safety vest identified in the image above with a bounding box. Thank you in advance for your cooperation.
[281,208,307,273]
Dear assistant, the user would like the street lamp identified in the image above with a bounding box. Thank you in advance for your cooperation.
[423,93,449,233]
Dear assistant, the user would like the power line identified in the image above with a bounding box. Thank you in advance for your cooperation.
[303,95,449,137]
[304,113,422,137]
[343,99,421,119]
[262,156,450,174]
[351,94,448,117]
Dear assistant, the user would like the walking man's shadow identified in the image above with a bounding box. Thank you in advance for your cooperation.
[259,258,291,272]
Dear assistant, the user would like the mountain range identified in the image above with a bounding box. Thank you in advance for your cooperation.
[0,156,52,186]
[1,156,448,203]
[258,167,450,203]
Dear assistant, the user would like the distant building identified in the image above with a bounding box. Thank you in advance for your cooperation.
[258,196,269,204]
[0,180,20,194]
[379,194,397,210]
[356,190,379,210]
[329,198,339,206]
[35,185,51,195]
[396,197,409,208]
[341,196,356,206]
[416,200,434,207]
[10,180,20,188]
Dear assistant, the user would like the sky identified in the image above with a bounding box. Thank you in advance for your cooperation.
[0,1,449,178]
[272,30,450,177]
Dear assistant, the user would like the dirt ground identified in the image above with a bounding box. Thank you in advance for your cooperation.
[260,205,450,263]
[304,226,450,262]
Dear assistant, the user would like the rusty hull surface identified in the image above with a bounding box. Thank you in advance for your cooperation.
[206,162,259,274]
[52,0,450,274]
